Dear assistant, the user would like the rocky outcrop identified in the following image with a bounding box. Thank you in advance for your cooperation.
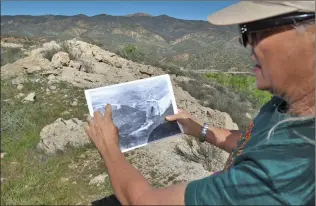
[37,118,90,155]
[1,56,52,78]
[3,39,239,185]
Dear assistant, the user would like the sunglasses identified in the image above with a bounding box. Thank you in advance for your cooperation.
[239,12,315,47]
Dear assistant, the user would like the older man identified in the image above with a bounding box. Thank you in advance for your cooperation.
[85,1,315,205]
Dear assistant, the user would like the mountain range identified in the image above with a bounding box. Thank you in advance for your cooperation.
[1,13,252,71]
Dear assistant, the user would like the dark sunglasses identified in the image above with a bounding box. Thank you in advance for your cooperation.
[239,12,315,47]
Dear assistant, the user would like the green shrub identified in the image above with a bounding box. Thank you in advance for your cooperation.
[205,73,272,107]
[116,44,145,62]
[1,48,24,66]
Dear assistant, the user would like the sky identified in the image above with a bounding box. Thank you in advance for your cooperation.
[1,1,237,21]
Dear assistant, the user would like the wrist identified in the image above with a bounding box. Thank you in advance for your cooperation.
[191,120,203,138]
[101,144,121,162]
[200,123,210,142]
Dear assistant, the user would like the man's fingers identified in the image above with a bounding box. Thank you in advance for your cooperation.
[94,111,104,122]
[165,113,183,121]
[104,104,113,120]
[84,122,93,138]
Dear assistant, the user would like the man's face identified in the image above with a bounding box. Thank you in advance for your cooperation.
[249,25,315,96]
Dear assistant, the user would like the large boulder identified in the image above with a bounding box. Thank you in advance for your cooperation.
[51,52,70,68]
[1,56,52,79]
[37,118,90,155]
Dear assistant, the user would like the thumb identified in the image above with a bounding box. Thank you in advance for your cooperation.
[165,113,182,121]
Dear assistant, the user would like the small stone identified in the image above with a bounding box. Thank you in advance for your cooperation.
[1,152,6,159]
[1,178,4,183]
[115,62,122,68]
[71,101,78,106]
[15,93,25,99]
[72,181,77,184]
[22,92,36,102]
[48,74,55,80]
[89,173,108,185]
[17,84,24,90]
[61,177,69,182]
[49,85,57,91]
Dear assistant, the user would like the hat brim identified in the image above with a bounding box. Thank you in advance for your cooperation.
[208,1,298,25]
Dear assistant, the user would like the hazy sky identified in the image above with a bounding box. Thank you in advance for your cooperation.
[1,1,237,21]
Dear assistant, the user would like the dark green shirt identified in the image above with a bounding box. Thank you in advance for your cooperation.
[185,96,315,205]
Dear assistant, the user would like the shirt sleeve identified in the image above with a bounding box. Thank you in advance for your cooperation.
[184,160,286,205]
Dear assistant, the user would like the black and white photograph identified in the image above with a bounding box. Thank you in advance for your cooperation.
[85,74,183,152]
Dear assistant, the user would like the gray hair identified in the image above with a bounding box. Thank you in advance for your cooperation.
[267,19,315,145]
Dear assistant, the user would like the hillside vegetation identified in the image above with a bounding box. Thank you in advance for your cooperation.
[1,14,253,71]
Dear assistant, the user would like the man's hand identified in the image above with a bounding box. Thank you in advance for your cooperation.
[84,104,119,158]
[166,109,242,153]
[166,109,202,138]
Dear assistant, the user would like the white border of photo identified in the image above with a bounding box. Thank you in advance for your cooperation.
[84,74,184,152]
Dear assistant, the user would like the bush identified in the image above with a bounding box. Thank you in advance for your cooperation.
[177,78,251,131]
[205,73,272,108]
[116,44,145,63]
[43,47,61,61]
[1,47,24,66]
[60,42,79,60]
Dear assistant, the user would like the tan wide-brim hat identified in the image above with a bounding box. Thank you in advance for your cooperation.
[208,1,315,25]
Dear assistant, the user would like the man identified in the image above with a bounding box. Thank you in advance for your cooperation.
[85,1,315,205]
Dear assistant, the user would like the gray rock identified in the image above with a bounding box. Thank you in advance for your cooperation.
[71,101,78,106]
[89,173,108,186]
[11,76,28,85]
[60,177,69,183]
[1,152,6,159]
[22,92,36,102]
[69,60,82,71]
[51,52,70,68]
[47,74,56,81]
[37,118,90,155]
[2,56,52,79]
[139,66,154,76]
[23,65,41,74]
[15,93,25,99]
[49,85,57,91]
[17,84,24,90]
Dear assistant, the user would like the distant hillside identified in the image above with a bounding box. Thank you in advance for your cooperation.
[1,14,252,71]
